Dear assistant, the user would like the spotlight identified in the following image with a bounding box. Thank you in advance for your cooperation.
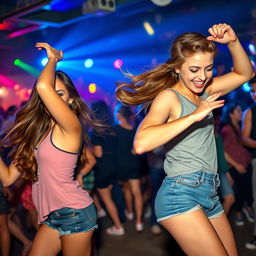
[114,59,123,69]
[242,82,250,92]
[89,83,96,93]
[41,57,48,66]
[84,58,94,68]
[143,21,154,36]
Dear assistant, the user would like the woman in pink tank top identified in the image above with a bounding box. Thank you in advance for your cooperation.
[0,43,104,256]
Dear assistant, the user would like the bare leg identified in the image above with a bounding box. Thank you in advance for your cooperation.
[128,179,143,224]
[97,186,123,229]
[8,213,32,255]
[160,209,229,256]
[92,193,104,212]
[27,209,39,231]
[123,181,133,215]
[222,195,235,215]
[29,224,61,256]
[0,214,10,256]
[61,230,94,256]
[210,214,238,256]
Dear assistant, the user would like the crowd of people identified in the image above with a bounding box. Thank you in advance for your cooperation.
[0,23,255,256]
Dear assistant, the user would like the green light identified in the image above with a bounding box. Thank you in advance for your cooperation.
[13,59,40,77]
[14,59,21,66]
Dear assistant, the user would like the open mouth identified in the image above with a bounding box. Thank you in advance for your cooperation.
[193,80,205,89]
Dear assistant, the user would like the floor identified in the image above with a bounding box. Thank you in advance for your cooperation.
[9,207,256,256]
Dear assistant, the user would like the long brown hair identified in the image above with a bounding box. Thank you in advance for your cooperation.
[2,70,104,182]
[116,32,217,111]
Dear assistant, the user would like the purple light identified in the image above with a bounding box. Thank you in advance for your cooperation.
[114,59,123,69]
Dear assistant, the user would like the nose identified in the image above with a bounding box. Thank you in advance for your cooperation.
[198,70,207,80]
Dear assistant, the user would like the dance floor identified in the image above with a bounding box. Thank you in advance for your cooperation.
[11,206,255,256]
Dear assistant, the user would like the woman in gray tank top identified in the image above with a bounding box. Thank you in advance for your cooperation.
[116,24,254,256]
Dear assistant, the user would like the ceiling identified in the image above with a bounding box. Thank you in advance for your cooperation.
[0,0,255,109]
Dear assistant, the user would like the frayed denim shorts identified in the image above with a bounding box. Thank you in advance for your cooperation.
[42,203,97,237]
[155,171,224,222]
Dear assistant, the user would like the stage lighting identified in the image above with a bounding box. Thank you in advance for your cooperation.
[14,59,21,66]
[41,57,48,66]
[242,82,250,92]
[114,59,123,69]
[89,83,96,93]
[249,43,256,55]
[84,58,94,68]
[82,0,116,15]
[150,0,172,6]
[143,22,154,36]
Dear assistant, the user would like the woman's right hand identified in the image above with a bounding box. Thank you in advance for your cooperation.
[35,42,63,62]
[191,92,224,122]
[235,163,247,174]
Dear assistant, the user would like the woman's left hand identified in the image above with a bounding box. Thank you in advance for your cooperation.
[207,23,237,44]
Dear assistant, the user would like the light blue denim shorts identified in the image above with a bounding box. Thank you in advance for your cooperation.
[42,203,97,237]
[155,171,224,222]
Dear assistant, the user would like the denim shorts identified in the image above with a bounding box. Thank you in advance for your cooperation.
[42,203,97,237]
[155,171,224,222]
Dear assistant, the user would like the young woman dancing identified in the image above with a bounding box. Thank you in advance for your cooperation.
[116,24,254,256]
[0,43,103,256]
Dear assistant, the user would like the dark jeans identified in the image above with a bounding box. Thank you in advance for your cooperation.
[149,167,165,226]
[229,164,253,212]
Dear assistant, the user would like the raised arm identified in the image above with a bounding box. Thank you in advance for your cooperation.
[206,24,254,96]
[241,108,256,148]
[0,156,21,186]
[35,43,81,134]
[134,90,224,154]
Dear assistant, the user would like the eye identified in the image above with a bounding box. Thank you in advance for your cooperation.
[57,92,64,97]
[206,67,213,72]
[190,69,198,73]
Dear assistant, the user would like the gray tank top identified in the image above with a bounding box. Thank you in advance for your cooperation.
[164,89,217,177]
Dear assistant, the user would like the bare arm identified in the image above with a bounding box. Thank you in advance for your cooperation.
[35,43,81,135]
[0,157,21,186]
[206,24,254,96]
[134,90,224,154]
[79,147,96,176]
[241,108,256,148]
[224,151,246,174]
[92,146,103,158]
[76,147,96,187]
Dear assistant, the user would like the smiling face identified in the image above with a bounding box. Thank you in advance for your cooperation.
[176,51,214,94]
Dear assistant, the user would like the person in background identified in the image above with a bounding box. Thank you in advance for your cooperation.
[213,109,235,215]
[114,104,144,231]
[221,103,254,226]
[91,100,125,235]
[241,75,256,250]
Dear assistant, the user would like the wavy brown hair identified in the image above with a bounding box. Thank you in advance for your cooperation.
[2,70,104,182]
[116,32,217,111]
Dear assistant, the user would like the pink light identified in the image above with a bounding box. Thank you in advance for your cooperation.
[7,25,41,39]
[114,59,123,69]
[0,75,16,88]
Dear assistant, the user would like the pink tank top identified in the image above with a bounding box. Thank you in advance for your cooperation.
[32,128,93,223]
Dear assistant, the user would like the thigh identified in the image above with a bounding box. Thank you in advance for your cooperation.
[160,209,229,256]
[209,214,238,256]
[29,224,61,256]
[61,230,94,256]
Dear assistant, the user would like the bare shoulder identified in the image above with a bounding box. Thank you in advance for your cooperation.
[143,88,181,125]
[152,88,180,107]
